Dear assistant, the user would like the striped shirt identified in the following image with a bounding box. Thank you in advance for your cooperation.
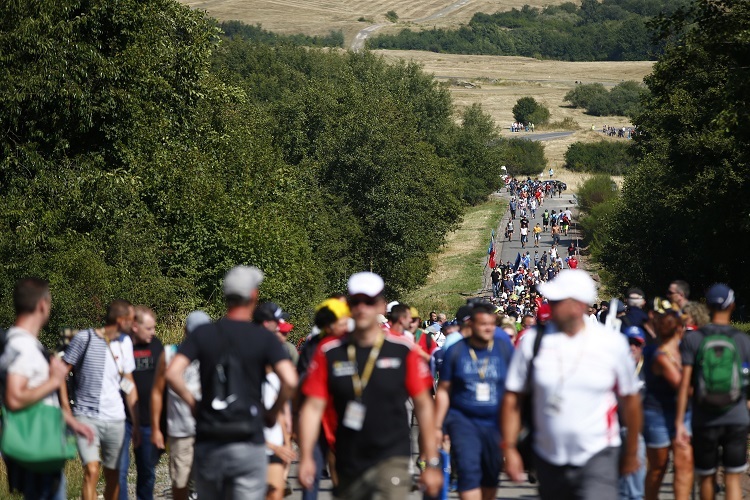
[64,329,135,420]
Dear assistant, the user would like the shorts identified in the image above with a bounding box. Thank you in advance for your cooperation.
[75,416,125,470]
[268,454,284,465]
[692,425,749,476]
[168,435,195,489]
[445,410,501,492]
[643,405,691,448]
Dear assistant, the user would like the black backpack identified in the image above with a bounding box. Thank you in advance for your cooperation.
[196,321,263,441]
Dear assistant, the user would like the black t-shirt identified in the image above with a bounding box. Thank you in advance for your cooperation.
[179,318,289,443]
[491,270,501,284]
[128,338,164,427]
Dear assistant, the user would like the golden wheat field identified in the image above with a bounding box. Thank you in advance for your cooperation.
[181,0,577,41]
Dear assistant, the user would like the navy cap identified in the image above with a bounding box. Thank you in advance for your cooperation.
[455,305,474,326]
[623,325,646,345]
[705,284,735,310]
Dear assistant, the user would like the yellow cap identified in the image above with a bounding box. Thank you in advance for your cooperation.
[409,306,420,319]
[315,298,350,320]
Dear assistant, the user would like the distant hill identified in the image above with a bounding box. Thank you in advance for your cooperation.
[368,0,690,61]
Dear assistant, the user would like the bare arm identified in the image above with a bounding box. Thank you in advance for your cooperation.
[4,357,65,411]
[654,354,682,390]
[166,354,195,411]
[59,362,74,416]
[124,372,139,428]
[413,389,443,497]
[434,380,451,447]
[298,396,326,490]
[501,390,525,482]
[150,352,167,449]
[674,364,693,446]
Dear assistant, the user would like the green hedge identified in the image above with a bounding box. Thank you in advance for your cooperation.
[565,141,635,175]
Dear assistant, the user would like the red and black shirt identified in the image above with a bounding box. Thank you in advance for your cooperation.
[302,333,432,479]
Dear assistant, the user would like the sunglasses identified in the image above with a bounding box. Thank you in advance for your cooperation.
[348,295,378,307]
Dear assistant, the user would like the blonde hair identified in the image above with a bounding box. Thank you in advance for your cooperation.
[134,305,156,324]
[682,301,709,328]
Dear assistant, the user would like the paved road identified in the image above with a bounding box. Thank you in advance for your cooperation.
[350,0,474,51]
[514,131,574,142]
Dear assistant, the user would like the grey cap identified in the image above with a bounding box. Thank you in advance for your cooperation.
[223,265,264,298]
[185,310,211,334]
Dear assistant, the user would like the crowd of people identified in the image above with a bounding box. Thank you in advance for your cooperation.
[601,125,636,139]
[0,263,747,500]
[509,122,535,133]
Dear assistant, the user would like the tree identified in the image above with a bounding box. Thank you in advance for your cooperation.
[596,0,750,301]
[512,97,550,124]
[564,83,608,109]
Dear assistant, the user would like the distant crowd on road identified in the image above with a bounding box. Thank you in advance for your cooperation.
[510,122,535,133]
[0,249,747,499]
[602,125,637,139]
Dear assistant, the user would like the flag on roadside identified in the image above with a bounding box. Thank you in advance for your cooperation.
[513,252,522,271]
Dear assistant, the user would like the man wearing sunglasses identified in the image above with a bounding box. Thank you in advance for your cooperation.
[298,272,443,499]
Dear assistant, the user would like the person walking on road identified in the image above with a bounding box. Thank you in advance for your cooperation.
[298,272,443,499]
[435,303,514,500]
[0,278,94,500]
[675,284,750,500]
[502,270,643,500]
[61,300,140,500]
[150,311,211,500]
[166,266,298,499]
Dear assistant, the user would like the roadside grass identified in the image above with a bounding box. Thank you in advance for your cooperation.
[405,197,506,317]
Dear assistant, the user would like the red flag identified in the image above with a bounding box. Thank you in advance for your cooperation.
[489,249,496,269]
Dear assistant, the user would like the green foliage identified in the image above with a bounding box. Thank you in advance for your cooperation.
[368,0,689,61]
[565,141,635,175]
[565,82,648,116]
[219,20,344,47]
[576,175,619,214]
[564,84,608,109]
[385,10,399,22]
[502,138,547,176]
[595,0,750,301]
[0,0,508,339]
[512,97,549,125]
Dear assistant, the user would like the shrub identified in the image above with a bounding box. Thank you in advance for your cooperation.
[386,10,399,22]
[577,174,619,213]
[564,83,608,109]
[502,138,547,176]
[564,141,634,174]
[512,97,550,125]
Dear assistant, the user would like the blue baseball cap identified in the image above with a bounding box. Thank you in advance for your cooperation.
[623,325,646,345]
[705,283,735,310]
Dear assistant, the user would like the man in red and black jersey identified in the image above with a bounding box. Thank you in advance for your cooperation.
[298,272,443,499]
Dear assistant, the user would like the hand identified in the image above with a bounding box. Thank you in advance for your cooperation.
[132,426,141,449]
[72,420,95,445]
[151,429,165,450]
[620,452,640,476]
[504,447,526,483]
[419,467,443,497]
[435,428,444,450]
[298,456,317,490]
[273,444,298,465]
[49,357,68,386]
[674,422,690,447]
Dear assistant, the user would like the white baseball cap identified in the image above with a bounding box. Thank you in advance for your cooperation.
[347,272,385,297]
[537,269,597,304]
[223,265,264,298]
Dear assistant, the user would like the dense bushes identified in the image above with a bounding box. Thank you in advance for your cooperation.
[565,141,635,175]
[564,82,648,117]
[368,0,689,61]
[577,175,619,213]
[220,20,344,47]
[0,1,533,339]
[512,97,550,125]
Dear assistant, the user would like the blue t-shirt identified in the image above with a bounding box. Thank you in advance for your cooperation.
[440,336,513,427]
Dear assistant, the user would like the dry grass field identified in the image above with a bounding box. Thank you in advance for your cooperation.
[374,50,654,167]
[181,0,577,42]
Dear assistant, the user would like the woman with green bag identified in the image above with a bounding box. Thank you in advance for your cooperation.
[0,278,95,499]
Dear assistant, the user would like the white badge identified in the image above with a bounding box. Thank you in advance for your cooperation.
[119,378,135,395]
[475,382,491,402]
[342,401,366,431]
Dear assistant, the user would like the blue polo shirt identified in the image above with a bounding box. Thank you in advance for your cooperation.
[440,336,513,427]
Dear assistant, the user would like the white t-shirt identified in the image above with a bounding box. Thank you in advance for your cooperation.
[3,327,59,408]
[505,321,638,466]
[98,334,135,420]
[262,372,283,455]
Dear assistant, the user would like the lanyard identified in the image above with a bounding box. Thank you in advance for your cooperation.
[468,340,494,380]
[104,333,125,379]
[347,333,385,400]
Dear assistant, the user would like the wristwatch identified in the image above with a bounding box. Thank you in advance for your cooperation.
[426,457,442,469]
